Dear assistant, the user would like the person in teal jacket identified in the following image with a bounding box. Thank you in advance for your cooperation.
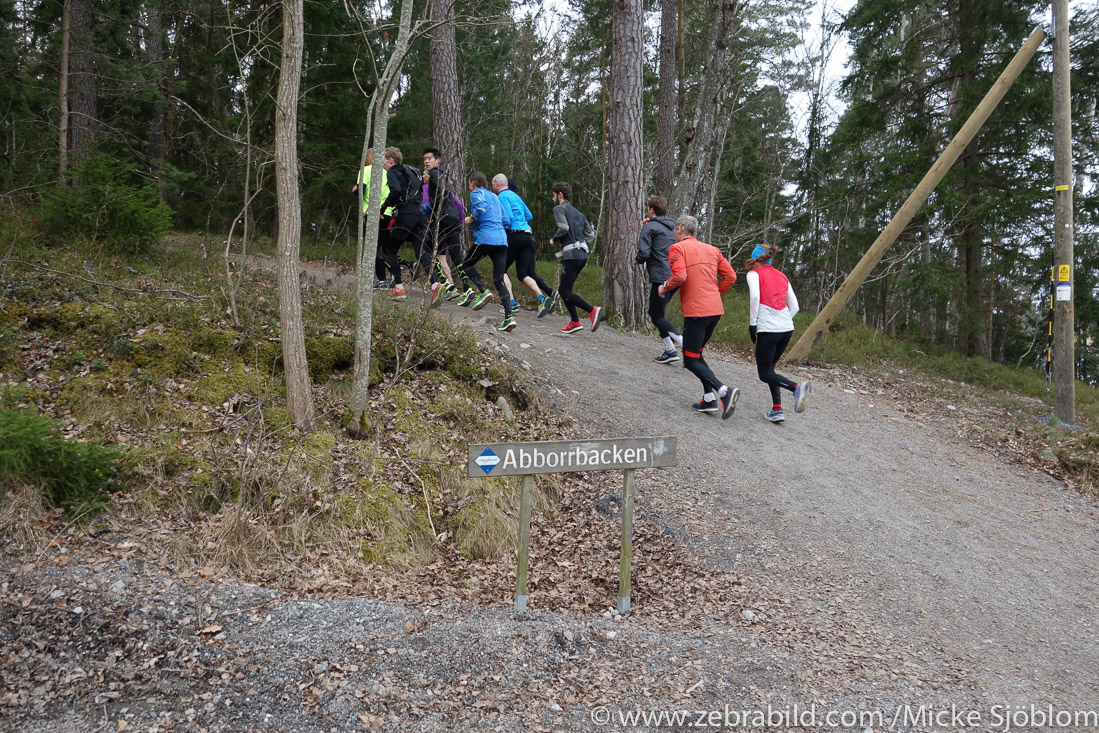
[493,174,557,317]
[457,172,516,332]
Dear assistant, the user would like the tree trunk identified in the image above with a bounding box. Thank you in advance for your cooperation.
[275,0,314,429]
[605,0,647,327]
[670,0,740,217]
[655,0,677,200]
[68,0,96,170]
[145,3,167,202]
[58,0,70,182]
[349,0,419,432]
[430,0,464,194]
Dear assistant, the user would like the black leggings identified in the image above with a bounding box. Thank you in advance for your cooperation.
[648,283,680,338]
[428,216,465,285]
[458,244,511,317]
[683,315,723,394]
[391,210,433,284]
[755,330,797,406]
[507,231,553,294]
[560,258,593,321]
[377,216,403,284]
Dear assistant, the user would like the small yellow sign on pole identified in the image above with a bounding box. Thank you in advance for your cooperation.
[1058,265,1071,282]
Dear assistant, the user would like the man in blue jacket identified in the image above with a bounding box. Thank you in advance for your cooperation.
[636,194,683,362]
[458,172,516,332]
[493,174,558,318]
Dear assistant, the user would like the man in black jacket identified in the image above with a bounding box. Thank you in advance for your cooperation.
[422,147,466,302]
[635,195,683,362]
[380,146,430,301]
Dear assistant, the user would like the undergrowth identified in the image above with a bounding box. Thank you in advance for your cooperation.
[0,407,118,518]
[0,229,553,580]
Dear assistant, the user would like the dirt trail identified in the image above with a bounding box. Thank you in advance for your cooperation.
[435,292,1099,706]
[4,265,1098,732]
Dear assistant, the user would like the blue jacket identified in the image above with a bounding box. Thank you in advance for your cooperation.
[498,189,533,232]
[469,188,507,246]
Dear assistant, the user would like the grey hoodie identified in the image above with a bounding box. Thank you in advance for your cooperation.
[635,215,675,283]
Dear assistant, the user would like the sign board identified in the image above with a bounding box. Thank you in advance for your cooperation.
[1056,283,1071,302]
[468,437,677,478]
[1058,265,1071,282]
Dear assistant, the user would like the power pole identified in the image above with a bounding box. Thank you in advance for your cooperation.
[1051,0,1075,424]
[785,27,1047,363]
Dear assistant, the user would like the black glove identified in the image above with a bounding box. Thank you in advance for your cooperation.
[635,254,646,265]
[748,325,757,344]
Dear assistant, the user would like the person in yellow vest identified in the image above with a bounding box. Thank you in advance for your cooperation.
[351,148,396,289]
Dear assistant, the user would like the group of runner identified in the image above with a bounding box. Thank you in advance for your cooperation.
[354,148,811,422]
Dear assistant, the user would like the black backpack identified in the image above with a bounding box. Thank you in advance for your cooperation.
[397,164,422,207]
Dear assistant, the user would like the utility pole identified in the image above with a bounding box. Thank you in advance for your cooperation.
[784,27,1047,363]
[1051,0,1075,424]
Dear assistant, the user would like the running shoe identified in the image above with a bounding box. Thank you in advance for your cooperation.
[430,282,443,305]
[471,290,494,310]
[654,349,680,364]
[560,321,584,335]
[538,290,559,319]
[391,286,407,302]
[444,285,461,301]
[793,381,812,413]
[589,306,603,333]
[456,288,476,307]
[765,408,785,422]
[510,299,520,311]
[374,279,389,290]
[497,316,517,332]
[719,386,740,420]
[693,398,720,413]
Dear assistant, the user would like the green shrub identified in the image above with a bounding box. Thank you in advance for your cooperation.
[42,153,173,253]
[0,408,119,517]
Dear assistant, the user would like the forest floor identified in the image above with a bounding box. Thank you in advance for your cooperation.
[3,257,1098,732]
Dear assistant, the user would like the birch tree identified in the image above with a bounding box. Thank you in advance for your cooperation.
[346,0,423,435]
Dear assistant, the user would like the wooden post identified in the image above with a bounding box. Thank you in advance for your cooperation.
[515,474,533,611]
[617,468,635,614]
[1051,0,1075,424]
[785,27,1048,363]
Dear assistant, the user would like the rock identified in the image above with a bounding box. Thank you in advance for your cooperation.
[741,609,756,621]
[520,343,531,349]
[606,631,617,639]
[549,703,563,712]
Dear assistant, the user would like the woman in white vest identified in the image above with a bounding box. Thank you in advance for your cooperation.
[745,244,811,423]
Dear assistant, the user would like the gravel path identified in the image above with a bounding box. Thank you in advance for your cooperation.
[4,272,1098,732]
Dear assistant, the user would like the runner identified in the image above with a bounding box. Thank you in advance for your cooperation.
[493,174,558,318]
[745,244,811,422]
[458,172,516,332]
[379,147,430,302]
[635,194,683,362]
[352,148,395,291]
[659,215,739,419]
[549,182,601,334]
[422,147,467,303]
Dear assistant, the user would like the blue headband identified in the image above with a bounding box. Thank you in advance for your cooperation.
[751,245,772,261]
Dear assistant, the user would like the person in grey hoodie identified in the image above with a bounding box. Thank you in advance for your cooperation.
[635,195,683,362]
[549,181,601,334]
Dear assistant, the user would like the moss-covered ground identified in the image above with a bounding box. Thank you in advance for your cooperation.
[0,231,563,581]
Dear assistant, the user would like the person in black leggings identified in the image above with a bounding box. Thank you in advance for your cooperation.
[549,181,601,335]
[635,194,682,362]
[745,244,811,422]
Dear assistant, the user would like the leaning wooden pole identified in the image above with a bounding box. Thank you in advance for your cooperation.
[1051,0,1075,424]
[786,26,1047,363]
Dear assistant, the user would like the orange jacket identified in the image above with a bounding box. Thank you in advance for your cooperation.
[664,237,736,317]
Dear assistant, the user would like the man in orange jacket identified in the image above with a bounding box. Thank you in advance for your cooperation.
[659,215,739,419]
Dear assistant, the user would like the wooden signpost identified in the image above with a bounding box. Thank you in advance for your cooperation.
[467,437,677,613]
